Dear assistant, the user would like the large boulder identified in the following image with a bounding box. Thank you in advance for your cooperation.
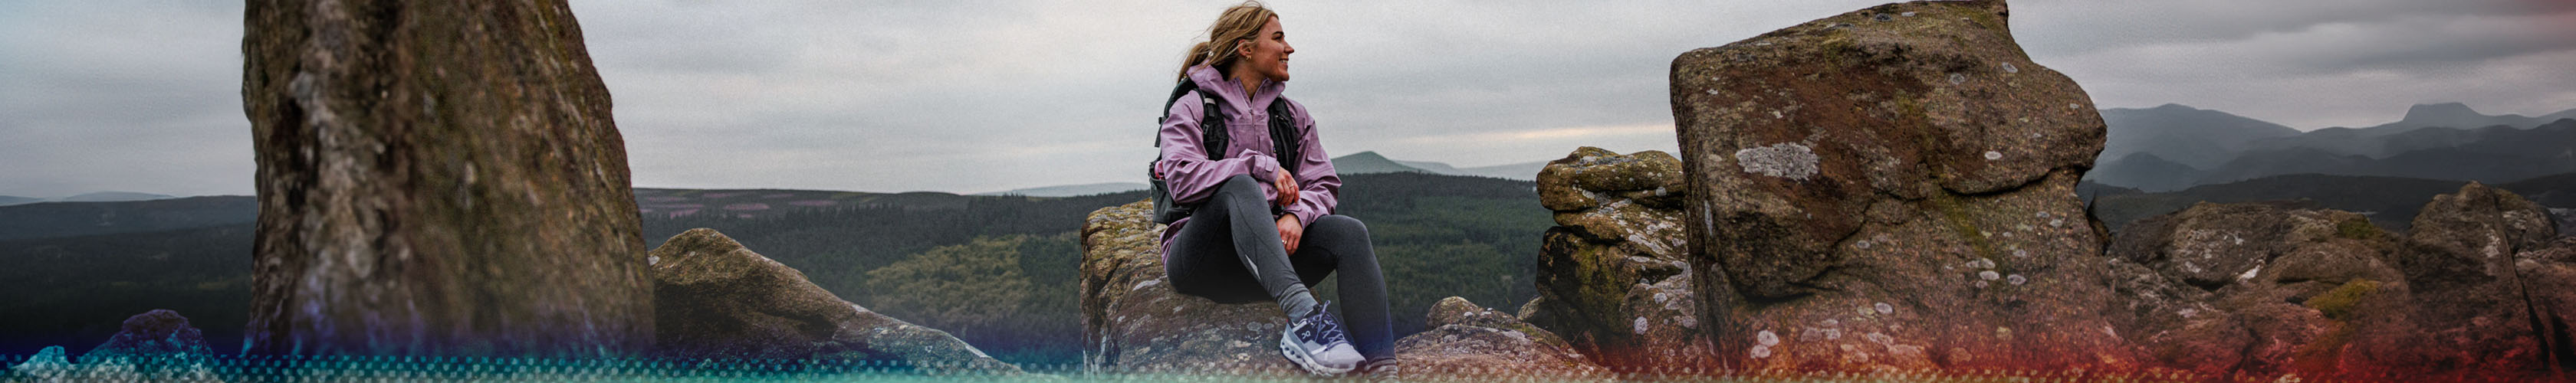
[1524,147,1713,368]
[1396,297,1611,381]
[2104,202,2413,376]
[1671,0,2132,371]
[2,346,80,383]
[78,309,219,381]
[2103,184,2576,380]
[1081,201,1615,377]
[2380,182,2564,373]
[1079,200,1303,375]
[241,0,651,356]
[2515,237,2576,372]
[2,311,223,383]
[651,228,1020,374]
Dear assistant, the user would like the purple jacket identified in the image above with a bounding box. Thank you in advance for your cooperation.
[1155,64,1341,259]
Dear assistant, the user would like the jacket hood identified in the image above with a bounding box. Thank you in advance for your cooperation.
[1184,64,1286,115]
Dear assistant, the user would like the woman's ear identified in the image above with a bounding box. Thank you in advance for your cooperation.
[1237,38,1254,58]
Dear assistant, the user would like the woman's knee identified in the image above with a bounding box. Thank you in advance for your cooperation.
[1219,174,1262,192]
[1309,214,1372,243]
[1199,174,1264,210]
[1214,174,1265,198]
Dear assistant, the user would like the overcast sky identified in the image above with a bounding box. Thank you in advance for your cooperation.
[2,1,2572,198]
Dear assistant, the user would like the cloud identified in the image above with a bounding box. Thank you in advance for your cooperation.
[2,1,2570,195]
[0,1,248,198]
[2036,5,2576,129]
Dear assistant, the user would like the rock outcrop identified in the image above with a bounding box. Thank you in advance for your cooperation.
[4,310,222,382]
[1396,297,1610,381]
[2516,236,2576,372]
[1082,200,1614,376]
[242,0,651,355]
[80,310,219,378]
[651,228,1020,374]
[2385,182,2565,373]
[2103,183,2576,379]
[3,346,78,382]
[1524,147,1712,368]
[1080,200,1304,375]
[2104,202,2412,376]
[1672,0,2131,371]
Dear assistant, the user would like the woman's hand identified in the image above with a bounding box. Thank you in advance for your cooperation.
[1272,166,1299,208]
[1276,214,1304,254]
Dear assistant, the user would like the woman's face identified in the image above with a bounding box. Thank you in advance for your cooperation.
[1237,16,1293,82]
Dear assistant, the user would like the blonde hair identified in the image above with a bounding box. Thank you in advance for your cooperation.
[1178,2,1278,82]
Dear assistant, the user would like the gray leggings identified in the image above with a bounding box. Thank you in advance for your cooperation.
[1164,175,1393,362]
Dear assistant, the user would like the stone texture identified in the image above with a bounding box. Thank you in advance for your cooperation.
[2105,202,2419,376]
[2104,189,2576,379]
[651,228,1020,374]
[1525,147,1713,368]
[1079,200,1303,375]
[1395,297,1612,381]
[2101,258,2246,376]
[78,309,219,380]
[242,0,650,356]
[2,346,80,383]
[1671,0,2131,371]
[2377,182,2564,373]
[2513,237,2576,372]
[2,311,224,383]
[1082,201,1616,378]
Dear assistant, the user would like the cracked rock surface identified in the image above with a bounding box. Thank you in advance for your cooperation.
[1082,201,1611,377]
[242,0,649,356]
[1524,147,1713,369]
[652,228,1022,374]
[1671,0,2131,372]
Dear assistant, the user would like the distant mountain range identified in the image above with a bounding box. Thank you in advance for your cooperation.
[0,195,255,241]
[980,152,1549,198]
[973,182,1151,198]
[0,192,177,207]
[2089,103,2576,192]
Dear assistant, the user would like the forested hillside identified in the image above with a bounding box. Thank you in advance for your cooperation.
[637,172,1549,365]
[0,172,1549,365]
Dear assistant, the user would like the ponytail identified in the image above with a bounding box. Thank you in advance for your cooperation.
[1179,41,1214,82]
[1178,2,1276,82]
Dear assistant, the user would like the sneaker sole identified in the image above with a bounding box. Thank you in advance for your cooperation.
[1279,326,1353,375]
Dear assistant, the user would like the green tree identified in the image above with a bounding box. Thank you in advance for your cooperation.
[863,235,1036,334]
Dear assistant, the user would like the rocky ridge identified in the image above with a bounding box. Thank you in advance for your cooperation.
[650,228,1020,374]
[1080,200,1610,378]
[2101,183,2574,379]
[1523,147,1713,368]
[242,0,652,355]
[1673,0,2133,371]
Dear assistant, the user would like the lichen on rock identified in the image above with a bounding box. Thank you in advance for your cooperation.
[1082,200,1614,377]
[1525,147,1712,369]
[242,0,651,356]
[1398,297,1612,381]
[1671,0,2131,372]
[1733,142,1821,181]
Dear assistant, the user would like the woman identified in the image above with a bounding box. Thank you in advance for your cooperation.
[1153,1,1394,375]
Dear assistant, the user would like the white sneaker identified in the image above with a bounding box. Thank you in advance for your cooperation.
[1279,303,1363,375]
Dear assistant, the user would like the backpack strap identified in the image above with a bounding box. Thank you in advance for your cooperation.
[1156,80,1229,161]
[1267,97,1301,175]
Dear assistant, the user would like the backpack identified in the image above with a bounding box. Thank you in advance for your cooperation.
[1150,80,1301,224]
